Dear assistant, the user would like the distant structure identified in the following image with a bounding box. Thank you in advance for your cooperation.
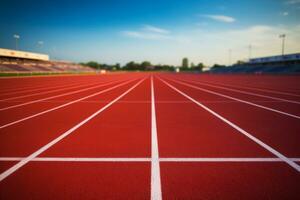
[209,53,300,74]
[0,48,94,73]
[248,53,300,67]
[0,48,49,61]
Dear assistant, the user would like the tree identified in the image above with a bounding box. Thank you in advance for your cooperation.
[81,61,101,70]
[182,58,189,68]
[235,60,245,65]
[194,63,204,71]
[124,61,139,71]
[211,64,226,69]
[141,61,152,70]
[115,63,121,70]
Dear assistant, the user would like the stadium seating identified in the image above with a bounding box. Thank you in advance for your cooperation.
[209,65,300,74]
[0,59,94,73]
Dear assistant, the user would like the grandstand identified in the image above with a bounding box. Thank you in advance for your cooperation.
[0,48,94,73]
[210,53,300,74]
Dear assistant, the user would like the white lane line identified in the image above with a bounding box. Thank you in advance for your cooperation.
[176,78,300,105]
[0,157,299,162]
[3,100,290,104]
[0,79,128,111]
[159,77,300,172]
[166,77,300,120]
[0,157,151,162]
[160,158,300,162]
[0,78,136,129]
[198,79,300,97]
[0,80,101,102]
[0,80,90,97]
[0,78,145,182]
[151,76,162,200]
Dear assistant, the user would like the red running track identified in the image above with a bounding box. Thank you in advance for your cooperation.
[0,73,299,199]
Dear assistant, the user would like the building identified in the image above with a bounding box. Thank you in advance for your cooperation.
[248,53,300,67]
[0,48,49,62]
[0,48,94,73]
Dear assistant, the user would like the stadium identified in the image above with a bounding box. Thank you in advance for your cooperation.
[0,0,300,200]
[0,48,94,74]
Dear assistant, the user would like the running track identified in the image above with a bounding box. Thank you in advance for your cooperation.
[0,73,299,199]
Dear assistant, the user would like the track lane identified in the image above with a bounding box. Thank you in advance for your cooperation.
[178,74,300,94]
[1,73,299,199]
[154,76,272,158]
[0,74,133,99]
[0,77,143,158]
[185,76,300,100]
[171,76,300,116]
[156,74,300,199]
[0,78,135,126]
[0,75,130,109]
[161,162,300,199]
[40,77,151,158]
[160,75,300,158]
[0,75,104,96]
[0,162,150,200]
[164,76,300,119]
[0,80,102,102]
[174,76,300,103]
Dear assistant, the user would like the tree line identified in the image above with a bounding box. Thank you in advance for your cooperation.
[80,58,223,72]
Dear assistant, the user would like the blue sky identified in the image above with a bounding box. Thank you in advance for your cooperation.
[0,0,299,65]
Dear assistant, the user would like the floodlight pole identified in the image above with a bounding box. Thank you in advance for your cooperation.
[38,41,44,51]
[279,34,286,56]
[248,45,252,61]
[228,49,232,66]
[13,34,20,50]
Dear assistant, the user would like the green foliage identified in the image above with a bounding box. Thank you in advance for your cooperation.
[80,61,122,71]
[84,61,101,69]
[211,64,226,69]
[80,59,206,72]
[181,61,204,72]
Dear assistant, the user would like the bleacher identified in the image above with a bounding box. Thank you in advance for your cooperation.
[0,61,94,73]
[209,53,300,74]
[0,48,94,73]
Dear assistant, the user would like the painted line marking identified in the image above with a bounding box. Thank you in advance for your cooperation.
[0,78,145,182]
[196,79,300,97]
[0,80,101,102]
[176,78,300,105]
[151,76,162,200]
[0,157,151,162]
[166,77,300,120]
[159,77,300,172]
[0,78,97,97]
[0,157,299,162]
[0,81,82,97]
[159,157,300,162]
[3,100,289,104]
[0,78,137,129]
[0,79,128,111]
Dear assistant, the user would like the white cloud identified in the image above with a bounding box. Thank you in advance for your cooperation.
[280,11,289,16]
[202,15,236,23]
[143,25,170,34]
[193,24,300,64]
[120,24,300,66]
[285,0,300,4]
[122,31,169,40]
[122,25,190,44]
[196,22,209,26]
